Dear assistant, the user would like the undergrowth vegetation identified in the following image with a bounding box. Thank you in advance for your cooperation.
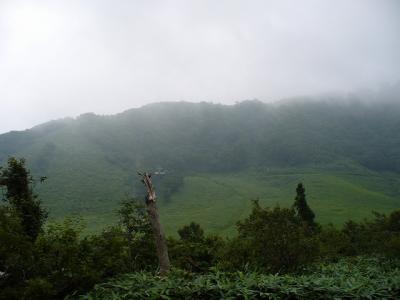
[1,158,400,299]
[71,258,400,299]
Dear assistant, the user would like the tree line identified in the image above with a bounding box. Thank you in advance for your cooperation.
[0,157,399,299]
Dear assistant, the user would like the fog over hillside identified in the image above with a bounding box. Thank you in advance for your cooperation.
[1,0,400,133]
[0,88,399,234]
[2,2,400,298]
[0,0,399,246]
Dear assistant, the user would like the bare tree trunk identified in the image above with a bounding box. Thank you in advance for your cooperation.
[139,172,171,276]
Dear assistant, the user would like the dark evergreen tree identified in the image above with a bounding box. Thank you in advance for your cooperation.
[0,157,47,240]
[293,183,315,227]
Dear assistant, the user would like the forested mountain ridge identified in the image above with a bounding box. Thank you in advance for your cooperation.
[0,91,400,232]
[2,97,400,173]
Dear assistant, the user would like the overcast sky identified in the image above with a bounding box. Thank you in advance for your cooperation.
[0,0,399,133]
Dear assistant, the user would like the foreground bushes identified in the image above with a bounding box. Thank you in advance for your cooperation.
[71,257,400,299]
[220,202,318,273]
[3,202,400,299]
[2,158,400,299]
[0,217,157,300]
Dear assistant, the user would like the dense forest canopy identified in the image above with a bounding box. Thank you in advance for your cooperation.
[1,89,400,173]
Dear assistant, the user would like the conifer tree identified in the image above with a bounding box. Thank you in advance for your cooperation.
[293,183,315,227]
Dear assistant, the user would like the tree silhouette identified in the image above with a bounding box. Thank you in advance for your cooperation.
[0,157,47,240]
[293,183,315,228]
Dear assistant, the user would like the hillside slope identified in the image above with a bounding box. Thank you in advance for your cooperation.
[0,92,399,234]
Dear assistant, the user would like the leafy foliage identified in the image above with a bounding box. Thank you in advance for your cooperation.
[2,158,400,299]
[116,197,157,271]
[72,257,400,299]
[0,164,157,299]
[169,223,223,273]
[177,222,204,242]
[0,206,34,299]
[233,201,318,272]
[1,158,47,240]
[341,210,400,257]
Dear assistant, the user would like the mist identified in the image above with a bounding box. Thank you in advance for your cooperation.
[1,0,399,133]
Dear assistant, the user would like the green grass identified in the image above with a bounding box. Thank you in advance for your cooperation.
[159,169,400,236]
[45,168,400,236]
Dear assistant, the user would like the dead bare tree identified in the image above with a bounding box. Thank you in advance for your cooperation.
[138,172,171,276]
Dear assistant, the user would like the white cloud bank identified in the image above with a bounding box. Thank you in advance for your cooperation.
[0,0,399,133]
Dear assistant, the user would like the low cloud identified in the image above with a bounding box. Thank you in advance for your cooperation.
[0,0,399,133]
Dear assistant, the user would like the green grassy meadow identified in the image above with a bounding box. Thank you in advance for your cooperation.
[65,168,400,236]
[159,169,400,236]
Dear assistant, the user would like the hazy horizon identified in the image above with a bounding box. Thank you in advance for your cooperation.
[1,0,399,133]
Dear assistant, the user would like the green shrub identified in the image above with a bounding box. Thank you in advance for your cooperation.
[234,201,319,272]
